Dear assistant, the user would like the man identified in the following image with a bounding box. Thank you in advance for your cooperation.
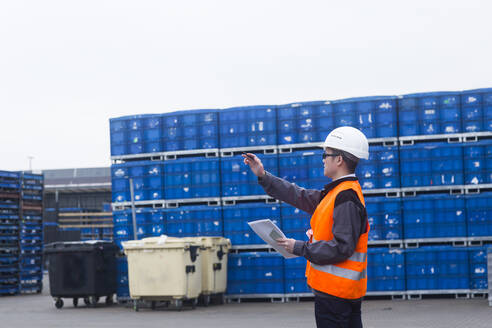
[243,126,370,328]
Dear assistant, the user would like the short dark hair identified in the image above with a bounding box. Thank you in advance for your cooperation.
[327,148,359,173]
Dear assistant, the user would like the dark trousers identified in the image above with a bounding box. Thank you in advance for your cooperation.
[314,294,362,328]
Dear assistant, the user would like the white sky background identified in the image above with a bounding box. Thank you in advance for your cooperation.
[1,0,491,171]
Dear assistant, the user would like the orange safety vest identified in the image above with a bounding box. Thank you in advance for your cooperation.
[306,179,369,300]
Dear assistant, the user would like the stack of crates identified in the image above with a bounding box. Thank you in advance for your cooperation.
[397,89,492,298]
[0,171,21,296]
[110,87,492,300]
[0,170,44,296]
[19,173,43,294]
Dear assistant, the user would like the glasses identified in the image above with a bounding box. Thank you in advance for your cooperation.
[322,152,341,160]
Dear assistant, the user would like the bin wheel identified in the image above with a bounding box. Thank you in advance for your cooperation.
[203,295,210,307]
[217,293,225,305]
[133,300,139,312]
[88,296,97,308]
[84,297,90,306]
[105,295,113,306]
[55,298,64,309]
[73,298,78,307]
[151,301,156,310]
[174,299,183,310]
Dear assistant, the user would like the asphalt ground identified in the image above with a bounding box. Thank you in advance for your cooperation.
[1,275,491,328]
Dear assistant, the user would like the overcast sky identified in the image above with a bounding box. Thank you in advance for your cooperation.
[1,0,491,171]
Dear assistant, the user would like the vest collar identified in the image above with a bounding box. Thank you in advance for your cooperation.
[322,176,359,194]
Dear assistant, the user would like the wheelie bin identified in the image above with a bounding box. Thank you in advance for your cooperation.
[182,237,231,306]
[44,241,119,309]
[122,236,202,311]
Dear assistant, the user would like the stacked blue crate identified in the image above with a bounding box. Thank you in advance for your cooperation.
[463,139,492,185]
[223,203,280,245]
[367,248,405,292]
[357,145,400,190]
[112,161,164,202]
[398,92,462,136]
[278,150,325,190]
[331,96,398,139]
[284,256,309,294]
[164,157,220,199]
[280,204,310,242]
[466,192,492,238]
[221,153,278,197]
[405,246,469,291]
[227,252,284,295]
[365,197,402,241]
[399,142,464,187]
[166,205,222,237]
[219,105,276,148]
[276,101,330,145]
[0,171,20,296]
[116,256,130,300]
[113,208,165,249]
[461,88,492,133]
[468,246,488,290]
[402,194,466,239]
[162,110,219,151]
[109,115,146,156]
[19,173,43,294]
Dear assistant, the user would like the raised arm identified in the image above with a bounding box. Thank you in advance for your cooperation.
[242,153,321,215]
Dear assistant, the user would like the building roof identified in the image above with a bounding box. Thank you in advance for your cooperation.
[43,167,111,193]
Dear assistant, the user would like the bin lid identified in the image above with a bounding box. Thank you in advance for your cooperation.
[122,235,199,250]
[187,237,231,249]
[44,241,119,254]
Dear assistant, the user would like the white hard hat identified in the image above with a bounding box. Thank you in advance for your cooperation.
[320,126,369,160]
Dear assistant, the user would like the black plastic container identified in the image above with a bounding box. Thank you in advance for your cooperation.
[44,241,119,309]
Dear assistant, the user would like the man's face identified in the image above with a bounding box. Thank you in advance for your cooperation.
[322,148,341,178]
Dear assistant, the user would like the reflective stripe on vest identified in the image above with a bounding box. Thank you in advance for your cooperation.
[310,263,367,281]
[311,238,367,281]
[312,238,367,263]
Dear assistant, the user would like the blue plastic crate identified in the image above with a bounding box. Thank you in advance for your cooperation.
[367,248,405,292]
[162,109,219,151]
[279,149,326,190]
[113,222,162,240]
[112,161,164,201]
[461,88,492,132]
[284,256,310,293]
[466,192,492,237]
[164,157,220,199]
[165,205,222,237]
[357,145,400,189]
[398,92,462,136]
[402,194,466,239]
[330,96,398,138]
[463,140,492,185]
[0,171,20,179]
[110,114,165,155]
[223,203,280,245]
[116,257,129,298]
[280,204,311,242]
[468,246,488,290]
[277,101,332,144]
[220,105,277,148]
[399,142,464,187]
[405,246,469,290]
[221,153,278,197]
[227,252,284,294]
[365,197,402,241]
